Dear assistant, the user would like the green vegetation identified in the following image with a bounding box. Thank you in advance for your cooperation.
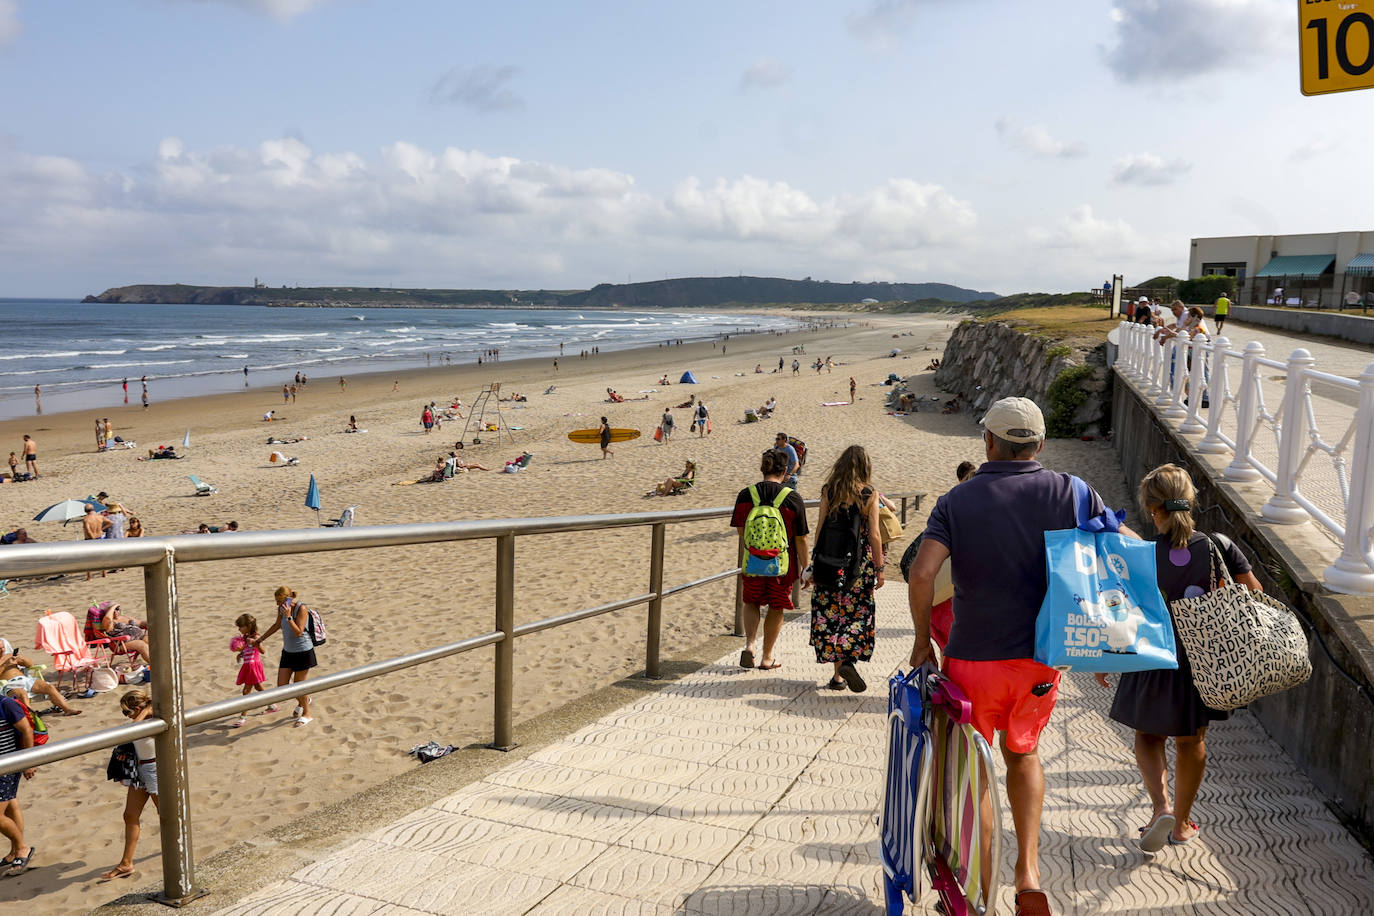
[1046,364,1096,438]
[1177,275,1235,304]
[1044,344,1072,364]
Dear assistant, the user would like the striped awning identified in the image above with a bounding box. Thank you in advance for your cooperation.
[1254,254,1335,278]
[1345,253,1374,276]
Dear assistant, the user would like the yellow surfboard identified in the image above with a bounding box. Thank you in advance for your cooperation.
[568,428,641,444]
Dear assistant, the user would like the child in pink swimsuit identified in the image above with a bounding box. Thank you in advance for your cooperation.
[229,614,274,727]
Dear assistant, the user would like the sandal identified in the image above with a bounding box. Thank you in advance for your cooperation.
[5,847,36,877]
[229,716,247,728]
[825,677,847,691]
[837,661,867,693]
[739,649,755,669]
[100,863,134,881]
[1168,820,1201,845]
[1138,812,1175,853]
[1014,889,1052,915]
[264,704,279,713]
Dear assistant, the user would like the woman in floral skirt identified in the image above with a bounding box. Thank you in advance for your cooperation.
[808,444,885,692]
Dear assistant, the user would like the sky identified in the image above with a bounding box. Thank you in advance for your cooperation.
[1,0,1371,298]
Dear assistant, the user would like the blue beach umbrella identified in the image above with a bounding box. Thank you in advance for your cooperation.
[183,428,191,450]
[305,474,321,525]
[33,499,96,525]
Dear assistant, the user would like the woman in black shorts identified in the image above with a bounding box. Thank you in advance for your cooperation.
[256,586,319,728]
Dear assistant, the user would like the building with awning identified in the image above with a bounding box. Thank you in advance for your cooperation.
[1189,231,1374,309]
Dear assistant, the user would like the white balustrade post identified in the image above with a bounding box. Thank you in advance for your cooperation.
[1224,342,1265,481]
[1163,337,1188,418]
[1262,348,1315,524]
[1147,330,1166,397]
[1324,361,1374,594]
[1198,336,1232,453]
[1179,336,1207,433]
[1123,322,1141,380]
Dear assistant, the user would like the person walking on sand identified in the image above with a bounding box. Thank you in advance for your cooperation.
[21,435,37,478]
[695,401,709,437]
[0,688,37,878]
[96,417,106,451]
[906,397,1138,916]
[122,378,128,401]
[792,358,800,375]
[255,586,319,728]
[660,408,675,443]
[598,417,614,459]
[849,377,857,403]
[339,377,347,391]
[100,690,157,881]
[731,448,809,672]
[141,388,149,409]
[104,417,114,446]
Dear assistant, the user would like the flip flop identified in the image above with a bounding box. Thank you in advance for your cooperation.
[4,846,35,877]
[1168,820,1201,845]
[757,661,782,671]
[825,677,847,690]
[838,661,867,693]
[100,864,134,881]
[739,649,755,669]
[1138,812,1176,853]
[1014,889,1052,916]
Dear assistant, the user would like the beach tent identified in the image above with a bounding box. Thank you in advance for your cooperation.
[679,371,699,384]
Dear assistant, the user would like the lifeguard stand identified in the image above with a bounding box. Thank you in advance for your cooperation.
[457,382,515,448]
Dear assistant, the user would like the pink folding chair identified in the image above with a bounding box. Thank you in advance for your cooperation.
[34,610,103,695]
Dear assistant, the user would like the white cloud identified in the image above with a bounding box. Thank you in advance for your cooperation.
[1102,0,1287,84]
[1022,205,1179,284]
[1111,152,1192,186]
[1288,137,1343,162]
[846,0,921,46]
[739,58,790,92]
[186,0,332,21]
[995,118,1087,159]
[428,64,524,112]
[0,0,21,45]
[0,138,978,290]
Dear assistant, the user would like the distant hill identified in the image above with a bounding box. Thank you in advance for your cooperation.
[561,276,997,308]
[83,276,997,309]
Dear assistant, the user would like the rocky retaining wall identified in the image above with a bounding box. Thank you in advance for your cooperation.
[932,319,1111,436]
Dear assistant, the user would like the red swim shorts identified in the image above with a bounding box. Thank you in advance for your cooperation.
[741,574,794,610]
[943,657,1060,754]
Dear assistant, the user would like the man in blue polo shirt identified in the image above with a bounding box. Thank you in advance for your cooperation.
[906,396,1134,916]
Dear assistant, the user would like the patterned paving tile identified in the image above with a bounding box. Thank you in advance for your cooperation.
[212,576,1374,916]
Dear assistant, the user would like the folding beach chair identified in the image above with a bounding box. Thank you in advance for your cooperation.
[187,474,218,496]
[34,610,104,695]
[880,667,1002,916]
[322,506,357,528]
[0,579,10,599]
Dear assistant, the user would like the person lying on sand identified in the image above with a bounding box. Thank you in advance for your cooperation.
[606,388,626,403]
[139,446,180,461]
[1,639,83,716]
[266,436,308,445]
[675,395,696,409]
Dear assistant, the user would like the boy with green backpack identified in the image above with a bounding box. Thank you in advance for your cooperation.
[730,448,810,671]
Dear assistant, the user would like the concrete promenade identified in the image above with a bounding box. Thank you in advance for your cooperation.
[209,581,1374,915]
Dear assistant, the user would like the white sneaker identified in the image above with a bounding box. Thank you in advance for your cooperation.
[292,705,304,719]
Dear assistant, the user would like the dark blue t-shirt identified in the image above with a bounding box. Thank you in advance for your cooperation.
[922,460,1106,661]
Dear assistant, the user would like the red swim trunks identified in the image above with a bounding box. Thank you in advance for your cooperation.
[943,657,1061,754]
[741,574,794,610]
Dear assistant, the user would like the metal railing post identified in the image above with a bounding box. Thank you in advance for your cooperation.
[1224,342,1265,482]
[900,496,909,526]
[147,547,206,907]
[1324,362,1374,594]
[1262,349,1316,524]
[491,534,516,750]
[1179,336,1207,433]
[733,529,745,637]
[1198,336,1231,454]
[645,522,665,678]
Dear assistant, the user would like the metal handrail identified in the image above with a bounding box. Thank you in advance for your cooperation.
[0,493,926,905]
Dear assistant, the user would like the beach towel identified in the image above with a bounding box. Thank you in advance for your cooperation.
[821,401,849,407]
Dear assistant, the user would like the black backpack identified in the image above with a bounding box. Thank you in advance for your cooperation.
[812,498,865,587]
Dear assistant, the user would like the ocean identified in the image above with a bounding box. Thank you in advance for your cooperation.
[0,299,799,421]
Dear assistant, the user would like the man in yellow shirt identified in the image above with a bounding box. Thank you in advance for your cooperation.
[1214,293,1230,332]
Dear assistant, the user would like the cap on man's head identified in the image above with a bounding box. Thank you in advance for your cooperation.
[980,397,1045,443]
[96,491,109,499]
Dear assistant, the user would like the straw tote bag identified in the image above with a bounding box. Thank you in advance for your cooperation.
[1168,537,1312,711]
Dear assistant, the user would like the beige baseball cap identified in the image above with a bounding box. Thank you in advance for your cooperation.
[981,397,1045,443]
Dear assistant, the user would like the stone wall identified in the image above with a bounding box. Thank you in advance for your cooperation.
[1112,373,1374,847]
[1225,305,1374,346]
[933,319,1112,435]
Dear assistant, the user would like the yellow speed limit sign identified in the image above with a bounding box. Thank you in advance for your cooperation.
[1301,0,1374,95]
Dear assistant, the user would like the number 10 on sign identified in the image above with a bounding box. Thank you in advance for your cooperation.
[1301,0,1374,96]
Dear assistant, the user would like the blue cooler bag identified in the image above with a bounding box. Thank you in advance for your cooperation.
[1033,477,1177,673]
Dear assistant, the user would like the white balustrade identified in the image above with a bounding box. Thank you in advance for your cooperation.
[1111,322,1374,594]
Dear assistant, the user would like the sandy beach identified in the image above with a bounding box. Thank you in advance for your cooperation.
[0,311,1137,914]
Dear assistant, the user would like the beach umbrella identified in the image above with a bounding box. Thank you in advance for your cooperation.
[183,428,191,450]
[33,499,96,525]
[305,474,321,526]
[79,496,108,511]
